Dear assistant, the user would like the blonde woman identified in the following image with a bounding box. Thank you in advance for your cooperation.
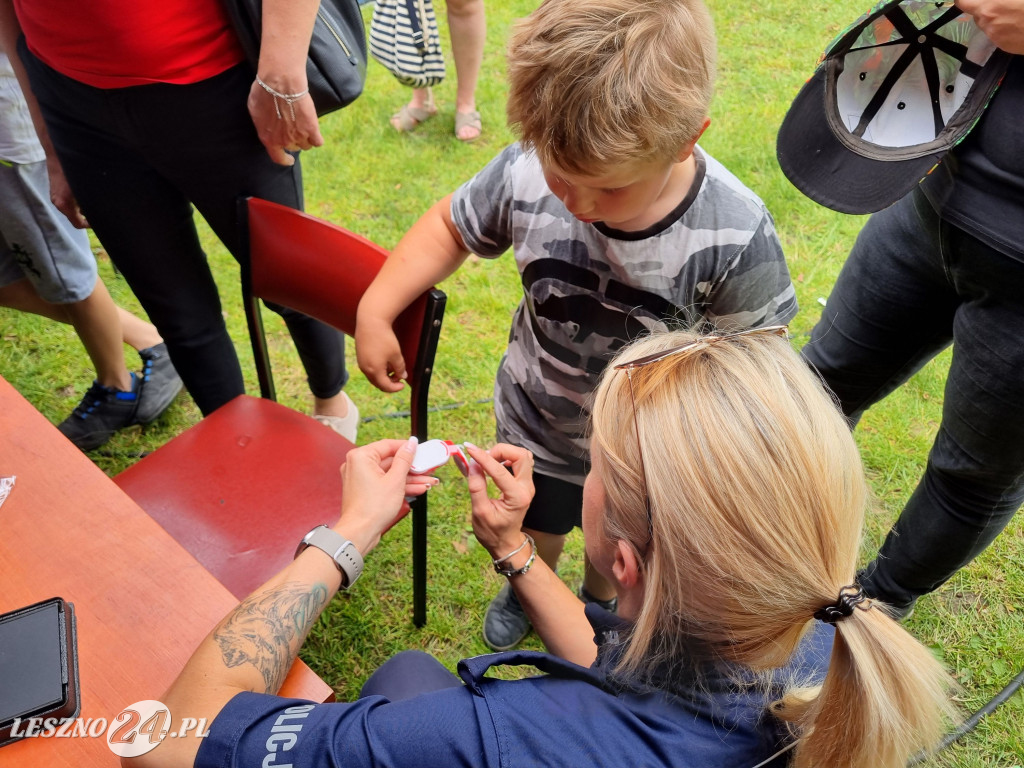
[126,328,952,768]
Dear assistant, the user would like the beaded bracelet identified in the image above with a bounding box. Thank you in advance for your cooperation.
[256,75,309,121]
[492,534,536,578]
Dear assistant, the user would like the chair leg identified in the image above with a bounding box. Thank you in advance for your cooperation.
[413,496,427,627]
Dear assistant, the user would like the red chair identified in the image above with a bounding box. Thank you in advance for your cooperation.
[115,197,445,626]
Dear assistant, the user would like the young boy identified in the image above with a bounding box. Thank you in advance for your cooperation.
[356,0,797,650]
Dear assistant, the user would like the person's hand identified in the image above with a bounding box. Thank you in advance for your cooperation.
[335,437,438,554]
[355,315,408,392]
[247,75,325,166]
[464,443,535,558]
[958,0,1024,54]
[45,155,88,228]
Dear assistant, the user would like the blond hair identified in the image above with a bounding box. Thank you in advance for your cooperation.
[506,0,716,173]
[590,330,954,768]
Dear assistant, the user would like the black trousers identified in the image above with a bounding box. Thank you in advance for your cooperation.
[20,42,347,415]
[803,188,1024,612]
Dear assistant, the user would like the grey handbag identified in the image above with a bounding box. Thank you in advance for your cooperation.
[222,0,368,116]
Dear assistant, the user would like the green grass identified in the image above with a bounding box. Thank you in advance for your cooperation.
[2,1,1021,764]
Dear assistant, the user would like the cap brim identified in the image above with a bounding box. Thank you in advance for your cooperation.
[776,68,946,215]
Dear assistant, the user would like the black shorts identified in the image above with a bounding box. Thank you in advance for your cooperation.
[522,472,584,536]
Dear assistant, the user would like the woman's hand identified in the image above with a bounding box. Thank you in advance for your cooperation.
[247,75,324,166]
[958,0,1024,54]
[250,0,323,164]
[334,437,437,555]
[464,443,535,558]
[46,154,88,228]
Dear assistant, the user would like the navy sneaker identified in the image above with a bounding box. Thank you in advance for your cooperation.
[483,583,532,651]
[58,377,140,451]
[135,343,182,423]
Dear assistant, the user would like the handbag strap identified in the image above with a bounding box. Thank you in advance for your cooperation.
[403,0,426,53]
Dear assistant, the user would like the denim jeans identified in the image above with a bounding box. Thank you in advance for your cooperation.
[802,188,1024,612]
[20,43,347,415]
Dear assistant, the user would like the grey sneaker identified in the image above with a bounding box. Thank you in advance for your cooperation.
[58,378,140,451]
[483,582,531,651]
[135,343,182,423]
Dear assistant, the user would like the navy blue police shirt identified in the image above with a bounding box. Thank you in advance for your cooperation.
[195,606,833,768]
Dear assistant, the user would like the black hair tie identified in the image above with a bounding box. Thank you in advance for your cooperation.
[814,584,869,624]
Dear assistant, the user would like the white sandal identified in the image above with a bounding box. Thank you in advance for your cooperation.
[312,391,359,443]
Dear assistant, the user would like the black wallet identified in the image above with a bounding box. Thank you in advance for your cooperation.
[0,597,80,747]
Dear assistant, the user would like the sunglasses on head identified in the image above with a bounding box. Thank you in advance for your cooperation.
[612,326,789,548]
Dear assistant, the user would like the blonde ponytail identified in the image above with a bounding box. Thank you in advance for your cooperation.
[779,606,954,768]
[591,329,956,768]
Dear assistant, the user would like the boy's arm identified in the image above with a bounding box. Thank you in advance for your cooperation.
[356,193,470,391]
[0,2,86,227]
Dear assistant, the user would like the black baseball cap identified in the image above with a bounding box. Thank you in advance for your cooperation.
[777,0,1011,214]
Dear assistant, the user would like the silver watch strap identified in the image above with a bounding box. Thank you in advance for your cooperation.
[295,525,364,588]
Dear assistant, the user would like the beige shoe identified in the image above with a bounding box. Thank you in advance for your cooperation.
[390,89,437,132]
[312,391,359,443]
[455,109,482,142]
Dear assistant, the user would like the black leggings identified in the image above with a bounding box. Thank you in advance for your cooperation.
[21,43,347,415]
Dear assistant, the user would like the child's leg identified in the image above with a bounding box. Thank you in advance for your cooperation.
[0,276,70,320]
[116,306,163,352]
[0,162,129,390]
[582,550,616,603]
[62,278,133,392]
[1,160,179,447]
[0,271,162,353]
[525,529,615,602]
[522,528,566,572]
[0,272,166,371]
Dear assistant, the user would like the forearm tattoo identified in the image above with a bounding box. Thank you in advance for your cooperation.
[213,582,329,693]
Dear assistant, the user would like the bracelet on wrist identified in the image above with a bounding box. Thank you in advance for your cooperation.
[492,533,536,578]
[256,75,309,121]
[492,535,530,565]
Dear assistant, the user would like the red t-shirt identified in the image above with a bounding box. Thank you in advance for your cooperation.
[14,0,245,87]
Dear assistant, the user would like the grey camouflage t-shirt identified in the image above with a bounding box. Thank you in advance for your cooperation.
[450,143,797,484]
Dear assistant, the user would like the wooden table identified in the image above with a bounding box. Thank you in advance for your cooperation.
[0,377,333,766]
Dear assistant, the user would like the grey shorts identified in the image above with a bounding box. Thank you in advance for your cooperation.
[0,159,96,302]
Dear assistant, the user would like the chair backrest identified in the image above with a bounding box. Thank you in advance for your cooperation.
[239,197,446,440]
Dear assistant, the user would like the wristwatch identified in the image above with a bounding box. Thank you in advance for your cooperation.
[294,525,364,588]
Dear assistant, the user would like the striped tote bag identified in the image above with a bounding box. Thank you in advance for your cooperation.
[369,0,446,88]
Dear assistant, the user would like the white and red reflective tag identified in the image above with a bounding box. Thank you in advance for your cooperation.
[410,439,471,476]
